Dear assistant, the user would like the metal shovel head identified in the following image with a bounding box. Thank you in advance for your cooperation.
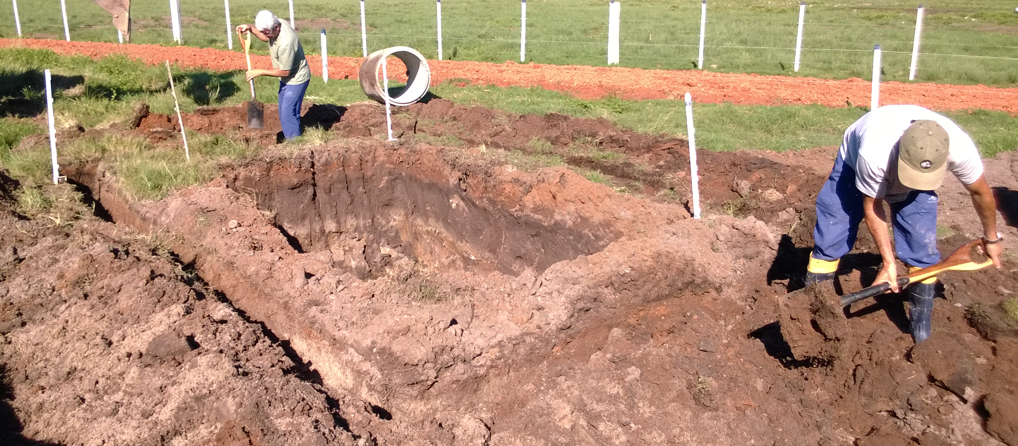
[246,100,264,128]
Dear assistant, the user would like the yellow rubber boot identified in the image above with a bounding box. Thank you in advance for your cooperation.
[805,253,839,287]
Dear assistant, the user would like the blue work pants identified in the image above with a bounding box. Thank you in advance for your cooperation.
[279,80,309,140]
[812,151,941,268]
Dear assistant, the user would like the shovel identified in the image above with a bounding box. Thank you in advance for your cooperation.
[239,29,264,128]
[778,238,994,359]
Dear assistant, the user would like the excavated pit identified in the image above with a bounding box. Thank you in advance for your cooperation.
[225,146,619,278]
[12,95,1018,444]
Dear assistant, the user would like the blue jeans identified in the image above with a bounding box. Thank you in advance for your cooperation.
[813,151,941,268]
[278,80,309,140]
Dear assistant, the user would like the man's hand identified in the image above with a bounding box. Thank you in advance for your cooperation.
[235,24,251,34]
[245,69,262,82]
[981,237,1004,267]
[873,261,900,293]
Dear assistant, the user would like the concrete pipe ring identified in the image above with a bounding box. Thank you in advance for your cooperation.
[358,46,431,107]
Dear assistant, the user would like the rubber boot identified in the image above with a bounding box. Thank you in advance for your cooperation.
[909,280,936,343]
[805,253,839,287]
[804,271,835,287]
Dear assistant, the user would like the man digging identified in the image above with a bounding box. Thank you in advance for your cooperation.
[805,104,1004,343]
[236,10,311,140]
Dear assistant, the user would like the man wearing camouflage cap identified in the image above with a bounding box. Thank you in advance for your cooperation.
[805,104,1003,343]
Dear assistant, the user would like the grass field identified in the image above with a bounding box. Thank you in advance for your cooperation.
[0,0,1017,86]
[1,47,1016,201]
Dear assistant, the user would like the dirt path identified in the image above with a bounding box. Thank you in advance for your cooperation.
[3,38,1018,114]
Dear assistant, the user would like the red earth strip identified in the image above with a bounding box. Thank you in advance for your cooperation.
[3,38,1017,114]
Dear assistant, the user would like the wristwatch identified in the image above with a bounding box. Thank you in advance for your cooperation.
[983,232,1004,245]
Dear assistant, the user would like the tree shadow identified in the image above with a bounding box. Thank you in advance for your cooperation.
[992,187,1018,228]
[0,365,61,445]
[301,103,347,131]
[0,69,84,118]
[178,71,240,106]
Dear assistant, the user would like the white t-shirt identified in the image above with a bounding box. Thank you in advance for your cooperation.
[840,105,983,202]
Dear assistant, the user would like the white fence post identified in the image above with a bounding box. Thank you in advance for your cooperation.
[909,4,924,81]
[607,0,620,65]
[520,0,527,62]
[169,0,182,43]
[382,57,396,142]
[118,30,123,43]
[12,0,21,38]
[793,1,805,72]
[436,0,443,60]
[288,0,295,28]
[224,0,233,50]
[360,0,368,57]
[45,69,60,185]
[871,44,881,110]
[684,92,701,220]
[165,62,190,162]
[60,0,70,41]
[698,0,707,69]
[321,29,328,82]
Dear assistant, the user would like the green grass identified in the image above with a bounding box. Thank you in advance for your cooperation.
[1,47,1017,204]
[0,1,1017,86]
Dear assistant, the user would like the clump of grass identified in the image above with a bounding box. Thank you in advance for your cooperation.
[1004,298,1018,323]
[13,187,52,217]
[13,183,87,225]
[582,169,609,185]
[388,258,447,303]
[525,137,553,153]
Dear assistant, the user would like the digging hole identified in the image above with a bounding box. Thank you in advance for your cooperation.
[228,147,617,278]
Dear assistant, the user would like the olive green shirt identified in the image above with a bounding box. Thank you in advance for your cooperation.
[268,21,310,85]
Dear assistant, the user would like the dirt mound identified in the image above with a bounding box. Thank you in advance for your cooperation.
[4,96,1018,444]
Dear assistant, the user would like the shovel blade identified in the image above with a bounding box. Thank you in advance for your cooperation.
[247,100,264,129]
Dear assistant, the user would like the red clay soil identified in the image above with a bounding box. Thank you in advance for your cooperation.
[3,38,1018,114]
[3,38,1018,446]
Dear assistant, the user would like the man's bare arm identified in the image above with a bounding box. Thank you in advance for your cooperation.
[863,195,901,292]
[963,175,1004,267]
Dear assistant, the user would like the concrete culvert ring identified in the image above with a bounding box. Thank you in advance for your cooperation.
[359,46,431,106]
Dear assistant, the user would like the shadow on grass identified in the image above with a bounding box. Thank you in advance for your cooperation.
[178,71,241,106]
[0,69,84,118]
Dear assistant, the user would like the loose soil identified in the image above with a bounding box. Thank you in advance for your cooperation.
[2,39,1018,446]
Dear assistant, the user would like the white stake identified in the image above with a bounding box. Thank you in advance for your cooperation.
[909,4,924,81]
[60,0,70,41]
[224,0,233,50]
[169,0,182,43]
[12,0,21,38]
[118,29,123,43]
[166,61,190,162]
[684,92,701,220]
[871,44,881,110]
[44,69,60,185]
[382,57,395,142]
[607,0,620,65]
[288,0,295,28]
[320,29,328,82]
[698,0,707,69]
[436,0,443,60]
[793,1,805,72]
[520,0,526,62]
[360,0,368,57]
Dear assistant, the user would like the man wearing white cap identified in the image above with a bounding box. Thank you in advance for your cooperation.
[805,104,1003,343]
[236,10,311,140]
